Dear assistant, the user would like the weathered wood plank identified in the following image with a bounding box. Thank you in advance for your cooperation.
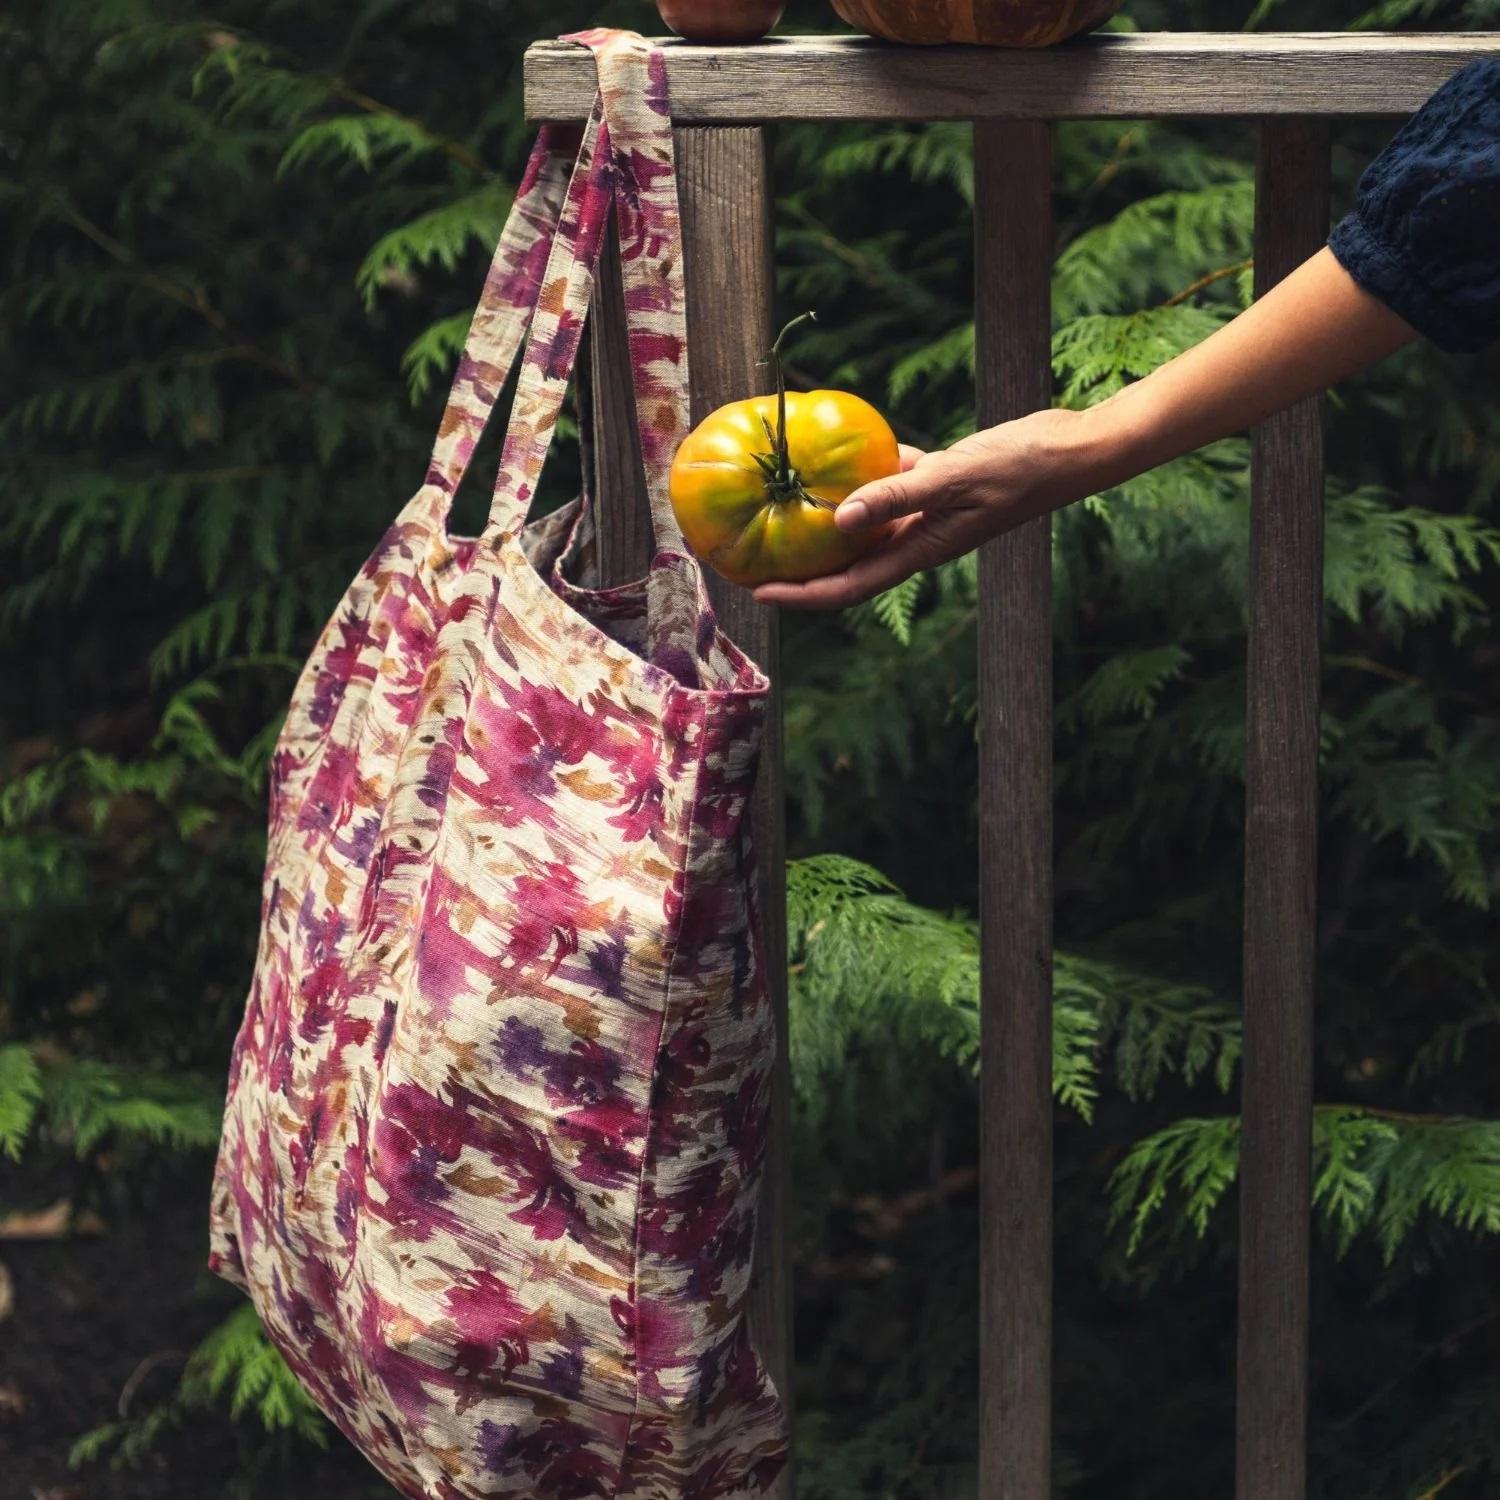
[675,124,792,1494]
[974,119,1054,1500]
[584,222,654,585]
[1236,118,1330,1500]
[526,32,1493,122]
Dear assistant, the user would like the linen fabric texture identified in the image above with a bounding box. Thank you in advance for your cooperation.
[208,29,788,1499]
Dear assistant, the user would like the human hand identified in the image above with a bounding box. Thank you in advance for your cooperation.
[752,407,1100,609]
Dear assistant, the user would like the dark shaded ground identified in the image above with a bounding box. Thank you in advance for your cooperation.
[0,1176,386,1499]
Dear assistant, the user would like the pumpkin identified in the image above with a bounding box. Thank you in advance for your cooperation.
[830,0,1124,47]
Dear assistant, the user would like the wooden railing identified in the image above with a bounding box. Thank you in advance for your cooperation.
[525,31,1495,1500]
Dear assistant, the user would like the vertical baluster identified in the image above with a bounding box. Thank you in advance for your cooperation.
[1236,118,1330,1500]
[676,124,792,1496]
[973,119,1055,1500]
[587,222,654,584]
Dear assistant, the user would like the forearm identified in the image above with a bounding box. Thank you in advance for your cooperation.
[756,248,1422,609]
[1068,247,1418,494]
[757,64,1489,612]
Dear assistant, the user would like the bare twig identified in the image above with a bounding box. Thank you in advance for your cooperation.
[118,1348,186,1418]
[328,79,494,179]
[1325,653,1492,714]
[838,1165,978,1237]
[52,198,318,395]
[1330,1293,1500,1435]
[1415,1467,1469,1500]
[200,25,496,180]
[1160,257,1254,308]
[1054,126,1141,248]
[1321,1103,1482,1127]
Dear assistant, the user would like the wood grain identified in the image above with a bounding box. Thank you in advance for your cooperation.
[675,124,793,1497]
[1236,118,1329,1500]
[974,119,1054,1500]
[526,32,1494,122]
[585,221,654,584]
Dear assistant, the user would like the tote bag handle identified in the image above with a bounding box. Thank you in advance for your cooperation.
[423,31,692,560]
[424,118,586,499]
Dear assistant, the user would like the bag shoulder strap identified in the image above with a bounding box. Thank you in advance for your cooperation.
[482,31,691,554]
[568,29,691,553]
[425,122,583,500]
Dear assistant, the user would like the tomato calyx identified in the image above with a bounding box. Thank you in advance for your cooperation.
[751,311,836,512]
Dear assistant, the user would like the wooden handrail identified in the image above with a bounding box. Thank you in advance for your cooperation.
[526,31,1495,122]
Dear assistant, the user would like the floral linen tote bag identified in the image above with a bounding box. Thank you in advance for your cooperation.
[208,29,788,1500]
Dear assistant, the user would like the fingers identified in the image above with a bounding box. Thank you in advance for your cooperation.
[835,451,953,533]
[898,444,925,471]
[753,515,944,610]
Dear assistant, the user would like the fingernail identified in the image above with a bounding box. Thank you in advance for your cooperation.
[837,500,870,530]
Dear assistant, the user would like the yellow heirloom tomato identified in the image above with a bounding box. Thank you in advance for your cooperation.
[669,315,900,588]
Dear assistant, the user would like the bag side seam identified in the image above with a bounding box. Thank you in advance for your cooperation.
[608,693,714,1497]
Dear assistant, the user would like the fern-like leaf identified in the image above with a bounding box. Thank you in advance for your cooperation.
[869,576,924,646]
[280,113,448,177]
[356,188,512,308]
[0,1045,43,1160]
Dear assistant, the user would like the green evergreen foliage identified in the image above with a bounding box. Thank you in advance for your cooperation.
[1111,1106,1500,1263]
[69,1303,327,1471]
[2,1046,223,1160]
[787,853,1243,1133]
[4,0,1500,1495]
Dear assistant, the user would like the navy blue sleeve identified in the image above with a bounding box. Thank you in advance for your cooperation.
[1328,57,1500,355]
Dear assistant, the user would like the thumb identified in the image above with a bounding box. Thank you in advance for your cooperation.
[835,454,952,532]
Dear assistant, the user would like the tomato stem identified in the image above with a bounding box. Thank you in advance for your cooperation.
[768,311,815,494]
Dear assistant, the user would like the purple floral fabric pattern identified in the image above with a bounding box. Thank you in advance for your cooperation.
[208,30,788,1498]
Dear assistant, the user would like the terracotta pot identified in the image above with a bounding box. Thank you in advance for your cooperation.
[830,0,1123,46]
[654,0,787,43]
